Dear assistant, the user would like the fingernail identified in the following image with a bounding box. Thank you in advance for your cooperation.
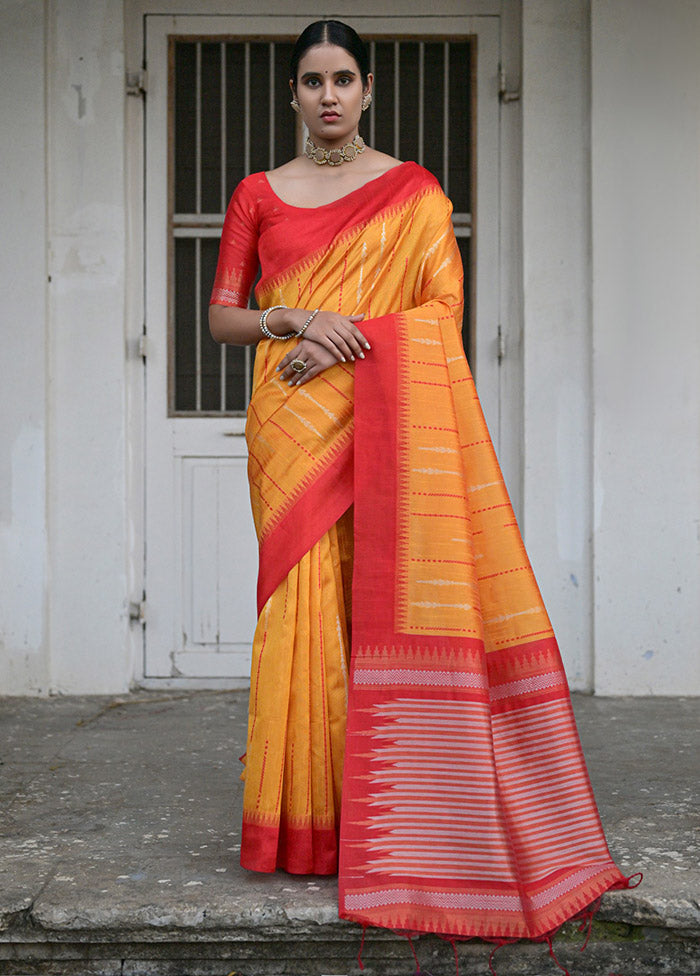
[359,352,365,359]
[275,365,280,371]
[340,356,346,362]
[350,355,355,362]
[364,342,371,350]
[288,380,294,387]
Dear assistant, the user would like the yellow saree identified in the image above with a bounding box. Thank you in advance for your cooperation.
[210,162,631,943]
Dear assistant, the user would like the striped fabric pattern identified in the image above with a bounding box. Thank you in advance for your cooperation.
[340,201,628,936]
[211,162,629,936]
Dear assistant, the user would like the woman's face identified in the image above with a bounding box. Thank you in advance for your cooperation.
[292,42,371,145]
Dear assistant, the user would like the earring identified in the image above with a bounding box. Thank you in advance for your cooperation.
[290,98,301,114]
[361,93,372,111]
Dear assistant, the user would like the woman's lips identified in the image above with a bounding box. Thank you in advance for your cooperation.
[321,112,340,121]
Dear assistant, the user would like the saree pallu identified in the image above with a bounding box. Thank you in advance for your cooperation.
[220,164,629,941]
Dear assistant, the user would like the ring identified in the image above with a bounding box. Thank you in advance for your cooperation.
[290,359,307,373]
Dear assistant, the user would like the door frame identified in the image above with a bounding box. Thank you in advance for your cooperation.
[124,0,524,688]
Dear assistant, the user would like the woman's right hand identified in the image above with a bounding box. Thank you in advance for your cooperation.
[296,310,371,362]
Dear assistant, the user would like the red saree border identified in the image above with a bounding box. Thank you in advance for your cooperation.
[340,303,632,942]
[242,817,338,875]
[351,312,402,640]
[255,431,354,613]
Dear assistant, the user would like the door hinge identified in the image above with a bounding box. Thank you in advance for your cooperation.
[126,69,148,97]
[497,325,506,364]
[499,66,520,104]
[129,600,147,625]
[138,333,148,360]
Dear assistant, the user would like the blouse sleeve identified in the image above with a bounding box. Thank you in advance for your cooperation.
[209,179,260,307]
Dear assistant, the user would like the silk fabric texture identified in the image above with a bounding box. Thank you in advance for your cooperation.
[210,163,629,941]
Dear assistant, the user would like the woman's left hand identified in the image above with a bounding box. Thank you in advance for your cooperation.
[276,338,349,387]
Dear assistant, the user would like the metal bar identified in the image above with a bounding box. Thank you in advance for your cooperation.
[195,236,202,411]
[443,42,449,196]
[269,42,275,170]
[173,226,223,238]
[220,42,227,212]
[369,41,375,147]
[217,48,228,412]
[418,42,424,167]
[244,345,252,406]
[244,43,250,176]
[195,43,202,214]
[220,54,227,407]
[173,213,225,226]
[220,338,226,413]
[393,42,400,160]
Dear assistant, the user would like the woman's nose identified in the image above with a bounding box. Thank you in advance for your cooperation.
[320,81,337,102]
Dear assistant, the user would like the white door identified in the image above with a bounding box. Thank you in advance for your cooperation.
[143,13,501,684]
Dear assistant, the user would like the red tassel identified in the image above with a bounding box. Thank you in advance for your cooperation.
[488,941,504,976]
[577,908,595,951]
[435,933,459,976]
[450,936,459,976]
[546,935,571,976]
[406,934,420,972]
[357,923,367,971]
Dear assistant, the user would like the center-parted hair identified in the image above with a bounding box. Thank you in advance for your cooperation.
[289,20,370,88]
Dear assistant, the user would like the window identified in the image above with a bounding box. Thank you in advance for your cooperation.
[170,37,473,415]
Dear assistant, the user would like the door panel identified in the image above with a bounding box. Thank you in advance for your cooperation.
[144,13,500,683]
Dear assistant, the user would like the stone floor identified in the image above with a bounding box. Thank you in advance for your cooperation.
[0,692,698,976]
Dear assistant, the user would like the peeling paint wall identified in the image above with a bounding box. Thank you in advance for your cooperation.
[521,0,593,690]
[0,1,49,694]
[45,0,131,692]
[591,0,700,694]
[1,0,698,695]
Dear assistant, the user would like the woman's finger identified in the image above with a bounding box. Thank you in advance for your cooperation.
[350,325,371,350]
[330,330,364,362]
[276,344,303,377]
[291,363,322,386]
[347,315,371,350]
[312,332,349,362]
[338,328,368,360]
[281,359,309,382]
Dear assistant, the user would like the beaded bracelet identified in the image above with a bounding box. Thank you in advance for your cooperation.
[296,308,320,337]
[259,305,295,340]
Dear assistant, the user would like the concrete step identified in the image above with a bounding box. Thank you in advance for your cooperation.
[1,913,699,976]
[1,693,698,976]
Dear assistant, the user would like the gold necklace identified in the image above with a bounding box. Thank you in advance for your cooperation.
[304,134,366,167]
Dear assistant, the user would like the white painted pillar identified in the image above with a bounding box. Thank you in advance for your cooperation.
[590,0,700,694]
[46,0,132,692]
[521,0,593,689]
[0,1,49,694]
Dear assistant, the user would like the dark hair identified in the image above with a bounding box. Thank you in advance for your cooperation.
[289,20,370,88]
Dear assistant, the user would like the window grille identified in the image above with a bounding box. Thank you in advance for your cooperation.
[170,37,473,416]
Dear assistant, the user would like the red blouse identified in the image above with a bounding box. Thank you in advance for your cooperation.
[209,161,437,308]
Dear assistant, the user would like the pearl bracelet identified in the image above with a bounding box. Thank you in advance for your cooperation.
[296,308,320,337]
[259,305,295,340]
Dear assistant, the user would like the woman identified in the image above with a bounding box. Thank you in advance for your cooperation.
[210,18,632,957]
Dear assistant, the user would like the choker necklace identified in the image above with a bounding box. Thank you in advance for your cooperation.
[304,134,366,166]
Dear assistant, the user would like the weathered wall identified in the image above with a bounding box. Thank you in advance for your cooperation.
[521,0,700,695]
[590,0,700,694]
[521,0,593,689]
[1,0,698,695]
[45,0,131,692]
[0,0,49,694]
